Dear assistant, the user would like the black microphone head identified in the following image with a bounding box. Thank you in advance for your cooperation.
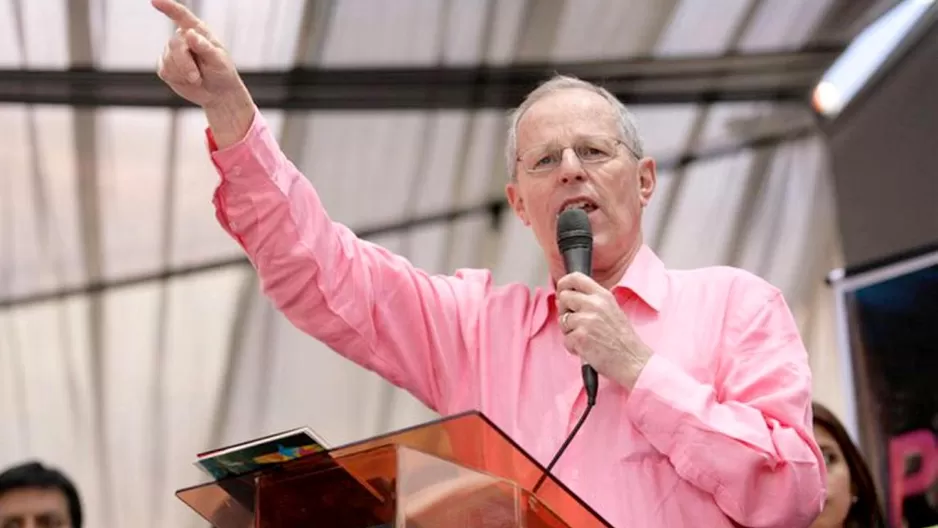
[556,208,593,253]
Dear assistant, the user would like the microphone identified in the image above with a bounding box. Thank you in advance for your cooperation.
[556,208,599,406]
[531,207,599,494]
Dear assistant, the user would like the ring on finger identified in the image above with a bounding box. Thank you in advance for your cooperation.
[560,311,572,332]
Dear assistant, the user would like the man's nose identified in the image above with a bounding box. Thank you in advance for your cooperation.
[556,149,586,184]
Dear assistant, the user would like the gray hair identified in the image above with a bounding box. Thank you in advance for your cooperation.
[505,74,645,180]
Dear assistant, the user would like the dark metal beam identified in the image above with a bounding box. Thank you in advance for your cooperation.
[0,122,814,311]
[63,0,115,526]
[0,47,843,109]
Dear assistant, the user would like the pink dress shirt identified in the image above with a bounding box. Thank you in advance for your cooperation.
[206,110,825,527]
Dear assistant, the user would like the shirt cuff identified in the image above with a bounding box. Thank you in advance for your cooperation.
[204,106,265,181]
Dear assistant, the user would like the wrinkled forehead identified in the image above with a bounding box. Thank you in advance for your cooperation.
[516,89,621,151]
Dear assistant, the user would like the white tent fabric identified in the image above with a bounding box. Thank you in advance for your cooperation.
[0,0,865,526]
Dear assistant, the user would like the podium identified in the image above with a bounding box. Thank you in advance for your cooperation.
[176,411,612,527]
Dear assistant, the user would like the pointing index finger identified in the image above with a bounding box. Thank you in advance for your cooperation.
[152,0,203,31]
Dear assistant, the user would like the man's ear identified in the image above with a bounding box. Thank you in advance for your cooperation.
[637,157,657,207]
[505,181,530,225]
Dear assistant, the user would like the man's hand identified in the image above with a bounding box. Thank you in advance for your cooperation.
[152,0,254,147]
[555,272,652,389]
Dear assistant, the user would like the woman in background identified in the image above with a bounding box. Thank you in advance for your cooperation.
[810,401,887,528]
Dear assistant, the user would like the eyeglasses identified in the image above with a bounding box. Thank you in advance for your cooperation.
[516,135,638,174]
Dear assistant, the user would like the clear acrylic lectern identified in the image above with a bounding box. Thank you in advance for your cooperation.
[176,411,612,527]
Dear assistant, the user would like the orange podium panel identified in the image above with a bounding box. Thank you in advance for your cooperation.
[176,411,612,527]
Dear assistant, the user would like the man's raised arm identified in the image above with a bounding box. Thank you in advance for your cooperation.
[152,0,488,414]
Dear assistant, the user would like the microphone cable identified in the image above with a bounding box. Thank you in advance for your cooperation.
[531,369,596,493]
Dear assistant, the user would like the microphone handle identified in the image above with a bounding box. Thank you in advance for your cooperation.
[581,363,598,406]
[561,245,598,405]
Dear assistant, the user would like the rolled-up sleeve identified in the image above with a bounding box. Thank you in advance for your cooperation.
[205,109,489,414]
[625,289,826,528]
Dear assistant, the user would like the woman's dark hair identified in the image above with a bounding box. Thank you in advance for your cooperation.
[0,460,83,528]
[813,401,887,528]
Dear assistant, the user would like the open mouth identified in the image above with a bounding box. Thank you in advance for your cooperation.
[557,198,599,217]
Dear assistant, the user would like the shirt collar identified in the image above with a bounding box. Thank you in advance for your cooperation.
[531,244,668,334]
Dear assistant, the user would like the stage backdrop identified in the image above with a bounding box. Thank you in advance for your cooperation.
[830,246,938,528]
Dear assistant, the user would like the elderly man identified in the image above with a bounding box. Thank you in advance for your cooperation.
[153,1,826,526]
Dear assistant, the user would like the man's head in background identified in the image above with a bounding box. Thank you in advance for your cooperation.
[0,461,82,528]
